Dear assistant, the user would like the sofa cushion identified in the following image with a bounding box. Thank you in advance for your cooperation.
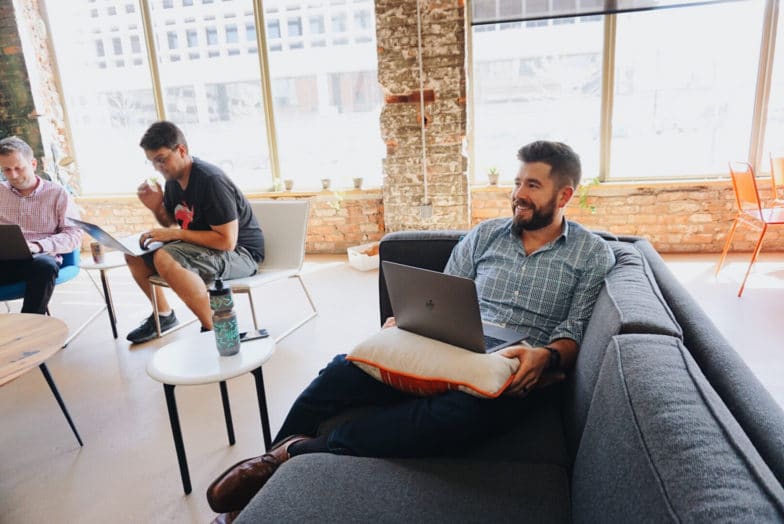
[239,454,571,524]
[632,237,784,487]
[564,241,683,456]
[347,327,519,398]
[572,334,784,522]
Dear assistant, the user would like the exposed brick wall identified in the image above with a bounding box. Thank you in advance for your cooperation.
[0,0,39,150]
[377,0,470,231]
[76,191,386,255]
[74,181,784,255]
[472,181,784,253]
[14,0,75,189]
[0,0,74,188]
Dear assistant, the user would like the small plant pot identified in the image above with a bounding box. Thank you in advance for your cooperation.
[321,178,331,190]
[488,173,499,186]
[284,179,294,191]
[352,177,363,190]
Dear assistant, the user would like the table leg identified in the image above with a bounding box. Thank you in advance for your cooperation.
[219,380,236,446]
[99,269,118,339]
[163,384,191,495]
[250,367,272,450]
[39,363,83,447]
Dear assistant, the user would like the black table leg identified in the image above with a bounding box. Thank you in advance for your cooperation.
[219,380,236,446]
[99,270,118,339]
[251,367,272,450]
[39,363,83,447]
[163,384,191,495]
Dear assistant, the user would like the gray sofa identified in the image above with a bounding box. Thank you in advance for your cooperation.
[237,231,784,523]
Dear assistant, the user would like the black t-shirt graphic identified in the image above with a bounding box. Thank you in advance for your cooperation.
[163,157,265,261]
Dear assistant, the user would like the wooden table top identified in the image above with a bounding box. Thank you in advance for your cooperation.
[0,314,69,387]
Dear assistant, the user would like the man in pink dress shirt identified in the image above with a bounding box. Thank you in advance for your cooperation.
[0,136,82,314]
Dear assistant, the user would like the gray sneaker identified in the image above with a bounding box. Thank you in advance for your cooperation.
[126,311,179,344]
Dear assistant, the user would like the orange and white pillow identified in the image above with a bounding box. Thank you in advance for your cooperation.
[347,327,520,398]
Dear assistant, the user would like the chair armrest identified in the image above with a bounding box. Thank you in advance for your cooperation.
[60,248,80,268]
[377,230,466,325]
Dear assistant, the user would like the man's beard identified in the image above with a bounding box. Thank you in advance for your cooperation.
[511,194,558,236]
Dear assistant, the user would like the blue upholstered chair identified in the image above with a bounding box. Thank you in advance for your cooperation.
[0,247,81,318]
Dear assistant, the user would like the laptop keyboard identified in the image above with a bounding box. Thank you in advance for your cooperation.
[484,334,507,350]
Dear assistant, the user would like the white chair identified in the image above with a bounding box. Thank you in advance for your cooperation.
[149,199,317,342]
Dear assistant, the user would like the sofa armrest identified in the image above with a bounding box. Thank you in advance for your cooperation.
[377,230,466,326]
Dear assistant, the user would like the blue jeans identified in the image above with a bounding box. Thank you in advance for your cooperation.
[274,354,527,458]
[0,255,60,314]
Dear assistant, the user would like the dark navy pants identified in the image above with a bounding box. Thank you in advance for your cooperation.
[0,255,60,314]
[274,354,527,458]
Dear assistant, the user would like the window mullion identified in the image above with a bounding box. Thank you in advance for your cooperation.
[139,0,166,120]
[252,0,281,187]
[749,0,779,173]
[599,14,617,182]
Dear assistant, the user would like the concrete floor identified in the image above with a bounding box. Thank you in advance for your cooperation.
[0,250,782,523]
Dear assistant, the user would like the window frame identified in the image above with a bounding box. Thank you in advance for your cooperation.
[467,0,782,183]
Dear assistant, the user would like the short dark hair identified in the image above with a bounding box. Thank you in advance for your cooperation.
[139,121,188,151]
[0,136,34,160]
[517,140,581,189]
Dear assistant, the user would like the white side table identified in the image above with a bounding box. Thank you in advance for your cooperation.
[77,251,127,341]
[146,331,275,495]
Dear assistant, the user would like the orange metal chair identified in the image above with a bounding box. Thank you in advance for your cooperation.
[716,161,784,296]
[768,152,784,206]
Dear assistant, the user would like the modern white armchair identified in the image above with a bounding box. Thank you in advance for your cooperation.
[149,199,317,342]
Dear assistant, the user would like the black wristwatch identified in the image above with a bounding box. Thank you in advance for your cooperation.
[543,346,561,371]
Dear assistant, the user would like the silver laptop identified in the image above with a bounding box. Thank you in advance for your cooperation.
[68,218,167,257]
[381,261,527,353]
[0,224,33,261]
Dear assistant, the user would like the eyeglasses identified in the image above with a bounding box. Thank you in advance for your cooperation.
[147,146,180,167]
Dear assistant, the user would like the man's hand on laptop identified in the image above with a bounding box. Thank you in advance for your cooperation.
[499,345,553,396]
[140,227,180,248]
[382,316,397,329]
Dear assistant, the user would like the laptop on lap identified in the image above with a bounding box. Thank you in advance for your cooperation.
[0,224,33,261]
[68,218,167,257]
[381,261,528,353]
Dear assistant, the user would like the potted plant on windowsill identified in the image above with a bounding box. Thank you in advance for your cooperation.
[487,167,500,186]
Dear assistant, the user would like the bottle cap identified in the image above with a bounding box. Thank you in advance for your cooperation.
[209,278,231,296]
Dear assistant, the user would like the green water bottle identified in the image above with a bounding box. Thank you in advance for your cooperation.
[209,279,240,356]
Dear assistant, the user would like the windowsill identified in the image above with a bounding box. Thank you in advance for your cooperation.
[76,188,383,201]
[471,178,734,194]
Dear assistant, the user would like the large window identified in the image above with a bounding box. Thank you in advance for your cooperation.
[764,3,784,170]
[44,0,382,194]
[472,20,602,182]
[265,0,383,188]
[611,2,761,178]
[471,0,779,182]
[45,2,155,194]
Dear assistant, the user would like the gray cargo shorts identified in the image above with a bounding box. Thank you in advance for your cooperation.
[143,242,258,283]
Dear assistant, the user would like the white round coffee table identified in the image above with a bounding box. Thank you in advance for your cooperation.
[146,331,275,495]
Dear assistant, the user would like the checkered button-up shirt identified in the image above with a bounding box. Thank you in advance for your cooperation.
[0,177,82,257]
[444,218,615,348]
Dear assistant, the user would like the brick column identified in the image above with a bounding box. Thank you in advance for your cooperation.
[0,0,76,191]
[376,0,469,231]
[0,0,40,150]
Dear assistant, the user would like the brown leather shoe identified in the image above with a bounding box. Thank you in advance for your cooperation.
[206,434,310,513]
[211,510,240,524]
